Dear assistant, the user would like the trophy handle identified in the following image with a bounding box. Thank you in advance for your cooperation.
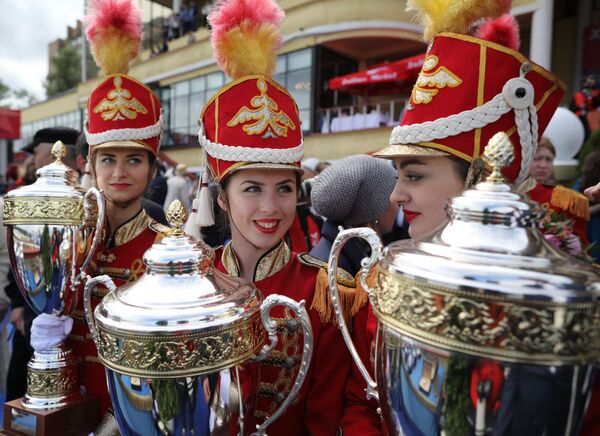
[251,294,313,436]
[328,227,382,402]
[80,187,106,273]
[83,274,116,342]
[73,188,105,289]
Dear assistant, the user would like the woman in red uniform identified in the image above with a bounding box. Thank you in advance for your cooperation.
[338,6,566,435]
[70,0,166,426]
[188,1,352,434]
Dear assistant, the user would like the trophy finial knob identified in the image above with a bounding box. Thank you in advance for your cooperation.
[482,132,514,184]
[166,200,187,236]
[51,141,67,163]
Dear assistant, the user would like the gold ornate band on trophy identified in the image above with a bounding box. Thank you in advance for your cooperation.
[27,366,79,398]
[372,268,600,365]
[96,315,266,378]
[3,196,84,225]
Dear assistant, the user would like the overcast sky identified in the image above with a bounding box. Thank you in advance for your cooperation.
[0,0,85,100]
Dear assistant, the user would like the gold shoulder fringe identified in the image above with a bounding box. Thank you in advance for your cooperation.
[310,265,378,327]
[297,253,355,286]
[550,185,590,221]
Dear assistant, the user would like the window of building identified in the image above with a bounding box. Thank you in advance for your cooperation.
[274,48,314,133]
[161,71,226,147]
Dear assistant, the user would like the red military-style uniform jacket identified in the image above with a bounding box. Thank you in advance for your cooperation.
[215,241,351,436]
[340,303,385,436]
[69,209,161,419]
[529,182,590,244]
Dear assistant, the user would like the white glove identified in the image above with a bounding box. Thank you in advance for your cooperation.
[30,313,74,352]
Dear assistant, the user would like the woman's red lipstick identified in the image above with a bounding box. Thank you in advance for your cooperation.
[403,210,421,223]
[110,183,131,190]
[254,219,279,234]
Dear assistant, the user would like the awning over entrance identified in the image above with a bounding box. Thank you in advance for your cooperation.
[329,53,425,96]
[0,108,20,140]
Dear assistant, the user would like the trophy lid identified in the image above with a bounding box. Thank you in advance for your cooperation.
[374,132,600,366]
[3,141,84,225]
[93,201,265,377]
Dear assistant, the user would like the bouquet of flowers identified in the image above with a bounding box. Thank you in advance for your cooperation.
[539,209,595,263]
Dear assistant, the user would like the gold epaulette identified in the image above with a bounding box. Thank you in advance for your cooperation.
[297,253,355,286]
[551,185,590,221]
[297,253,369,326]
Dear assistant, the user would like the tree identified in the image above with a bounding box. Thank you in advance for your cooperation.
[44,43,81,97]
[0,78,39,109]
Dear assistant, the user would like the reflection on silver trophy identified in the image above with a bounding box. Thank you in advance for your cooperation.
[328,133,600,436]
[3,141,105,409]
[83,201,313,435]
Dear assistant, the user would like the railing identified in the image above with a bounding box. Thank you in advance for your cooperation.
[315,99,407,134]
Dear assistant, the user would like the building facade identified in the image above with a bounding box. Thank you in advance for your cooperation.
[16,0,599,167]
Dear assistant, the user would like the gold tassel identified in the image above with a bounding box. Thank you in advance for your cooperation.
[311,268,366,327]
[550,185,590,221]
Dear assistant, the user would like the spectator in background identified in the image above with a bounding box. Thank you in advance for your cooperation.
[164,163,192,212]
[529,137,556,184]
[168,12,181,40]
[301,157,320,179]
[574,150,600,262]
[309,155,398,275]
[529,137,590,244]
[22,127,79,170]
[571,74,600,141]
[146,162,168,207]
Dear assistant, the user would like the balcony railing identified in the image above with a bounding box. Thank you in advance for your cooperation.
[315,99,407,134]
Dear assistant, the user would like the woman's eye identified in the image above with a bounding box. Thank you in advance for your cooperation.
[128,158,142,165]
[278,185,293,193]
[100,157,114,164]
[405,174,422,182]
[243,186,261,193]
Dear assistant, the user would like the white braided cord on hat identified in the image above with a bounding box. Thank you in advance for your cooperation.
[390,64,539,185]
[84,114,164,145]
[197,123,303,163]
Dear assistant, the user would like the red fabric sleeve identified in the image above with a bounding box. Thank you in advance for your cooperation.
[580,377,600,436]
[339,306,384,436]
[304,317,352,436]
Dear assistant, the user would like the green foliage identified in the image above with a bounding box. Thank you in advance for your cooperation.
[44,43,81,97]
[0,78,38,108]
[153,378,178,422]
[578,128,600,169]
[0,80,9,101]
[442,357,471,436]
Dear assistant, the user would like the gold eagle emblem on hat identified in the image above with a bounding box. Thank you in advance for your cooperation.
[94,76,148,121]
[411,55,463,105]
[227,79,296,139]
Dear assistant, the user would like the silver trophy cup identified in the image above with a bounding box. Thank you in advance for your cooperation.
[328,133,600,436]
[3,141,105,409]
[83,201,313,435]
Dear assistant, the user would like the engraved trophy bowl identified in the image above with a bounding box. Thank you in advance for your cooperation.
[3,141,105,409]
[84,200,313,436]
[328,133,600,436]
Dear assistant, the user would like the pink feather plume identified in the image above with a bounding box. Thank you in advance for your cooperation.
[208,0,285,78]
[475,14,520,51]
[85,0,143,75]
[209,0,284,40]
[85,0,142,46]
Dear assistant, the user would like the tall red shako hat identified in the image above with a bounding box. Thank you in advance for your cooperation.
[84,0,163,158]
[198,0,303,182]
[375,0,566,187]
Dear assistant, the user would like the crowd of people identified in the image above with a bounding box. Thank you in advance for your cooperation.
[1,0,600,435]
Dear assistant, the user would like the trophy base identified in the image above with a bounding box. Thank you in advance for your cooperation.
[2,396,99,436]
[22,344,81,410]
